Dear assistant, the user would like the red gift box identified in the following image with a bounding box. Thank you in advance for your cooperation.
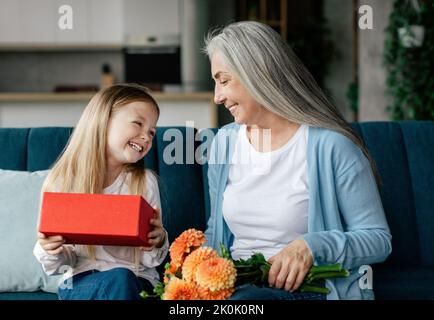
[39,192,155,246]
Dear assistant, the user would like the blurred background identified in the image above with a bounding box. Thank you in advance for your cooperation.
[0,0,432,128]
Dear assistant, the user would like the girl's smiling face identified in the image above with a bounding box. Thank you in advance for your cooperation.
[106,101,158,169]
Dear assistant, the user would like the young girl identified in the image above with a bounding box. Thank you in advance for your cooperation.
[33,84,168,300]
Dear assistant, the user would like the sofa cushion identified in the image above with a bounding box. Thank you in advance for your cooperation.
[198,128,218,223]
[155,127,206,243]
[27,127,73,172]
[143,134,159,173]
[400,122,434,267]
[0,128,29,170]
[0,169,61,293]
[374,266,434,300]
[351,122,421,267]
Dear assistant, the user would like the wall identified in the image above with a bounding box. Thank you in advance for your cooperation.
[208,0,236,126]
[323,0,394,122]
[179,0,236,90]
[358,0,393,121]
[180,0,210,92]
[323,0,354,122]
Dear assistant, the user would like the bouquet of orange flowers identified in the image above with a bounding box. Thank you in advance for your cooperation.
[140,229,349,300]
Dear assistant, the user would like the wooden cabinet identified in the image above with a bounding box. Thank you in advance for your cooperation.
[88,0,123,44]
[0,0,21,43]
[0,0,123,45]
[0,0,180,47]
[21,0,57,43]
[0,0,57,43]
[54,0,89,43]
[237,0,288,40]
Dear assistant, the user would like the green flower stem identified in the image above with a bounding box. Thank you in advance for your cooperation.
[309,264,343,275]
[307,270,349,282]
[300,284,330,295]
[236,270,264,286]
[140,291,159,299]
[237,270,262,277]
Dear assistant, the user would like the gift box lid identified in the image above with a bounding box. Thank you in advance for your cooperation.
[39,192,155,246]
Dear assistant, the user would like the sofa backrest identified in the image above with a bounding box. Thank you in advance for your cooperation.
[350,122,434,267]
[1,122,433,267]
[0,126,207,246]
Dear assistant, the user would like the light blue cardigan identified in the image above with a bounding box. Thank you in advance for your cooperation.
[204,123,392,300]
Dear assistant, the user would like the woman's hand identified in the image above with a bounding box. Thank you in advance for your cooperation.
[267,238,313,292]
[140,206,166,251]
[37,232,65,255]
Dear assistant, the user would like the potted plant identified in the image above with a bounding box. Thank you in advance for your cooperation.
[398,25,425,48]
[384,0,434,120]
[397,0,425,48]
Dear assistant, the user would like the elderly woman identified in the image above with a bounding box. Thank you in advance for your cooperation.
[203,21,391,300]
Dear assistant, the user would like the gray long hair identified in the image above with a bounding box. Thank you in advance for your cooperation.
[204,21,379,183]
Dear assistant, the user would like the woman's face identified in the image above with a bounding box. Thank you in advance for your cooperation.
[211,51,265,125]
[106,101,158,169]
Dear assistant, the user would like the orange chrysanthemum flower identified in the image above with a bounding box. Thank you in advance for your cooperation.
[195,257,237,292]
[169,229,206,268]
[163,263,178,284]
[163,278,200,300]
[182,247,219,282]
[198,287,235,300]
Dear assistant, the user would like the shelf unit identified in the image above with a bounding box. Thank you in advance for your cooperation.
[0,43,122,52]
[237,0,288,40]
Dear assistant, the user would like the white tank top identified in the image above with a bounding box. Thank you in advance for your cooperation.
[222,124,309,260]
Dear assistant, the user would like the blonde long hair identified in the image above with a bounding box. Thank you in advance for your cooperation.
[41,83,160,264]
[204,21,379,182]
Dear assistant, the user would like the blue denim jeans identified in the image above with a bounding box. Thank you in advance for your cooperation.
[229,284,326,300]
[58,268,154,300]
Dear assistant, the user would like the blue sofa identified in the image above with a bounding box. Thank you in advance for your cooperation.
[0,121,433,300]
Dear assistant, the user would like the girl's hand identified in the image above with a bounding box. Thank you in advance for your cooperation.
[267,238,313,292]
[37,232,65,255]
[140,206,166,251]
